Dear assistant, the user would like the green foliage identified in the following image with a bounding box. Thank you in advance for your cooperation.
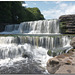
[0,1,45,24]
[60,22,67,33]
[0,2,12,23]
[27,7,45,20]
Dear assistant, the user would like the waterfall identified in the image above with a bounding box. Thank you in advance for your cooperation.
[5,24,19,32]
[0,19,72,74]
[18,19,59,33]
[0,35,71,74]
[3,19,59,34]
[0,36,71,49]
[0,36,71,59]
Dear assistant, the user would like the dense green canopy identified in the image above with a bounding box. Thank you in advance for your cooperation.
[27,7,44,20]
[0,1,45,24]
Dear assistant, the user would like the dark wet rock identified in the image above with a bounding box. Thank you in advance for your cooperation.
[47,58,61,74]
[22,53,29,58]
[53,52,57,57]
[22,52,33,59]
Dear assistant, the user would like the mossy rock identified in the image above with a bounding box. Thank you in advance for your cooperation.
[47,50,52,56]
[22,53,29,58]
[47,50,57,57]
[53,52,57,57]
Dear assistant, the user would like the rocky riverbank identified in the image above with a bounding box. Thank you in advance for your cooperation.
[47,37,75,74]
[59,15,75,34]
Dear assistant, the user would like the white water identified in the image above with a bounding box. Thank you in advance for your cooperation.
[0,36,71,61]
[0,43,52,73]
[0,36,71,49]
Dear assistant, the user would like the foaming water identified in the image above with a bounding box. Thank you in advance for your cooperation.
[0,43,52,74]
[0,57,25,67]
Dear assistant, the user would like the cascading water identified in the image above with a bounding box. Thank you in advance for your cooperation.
[0,35,72,74]
[5,24,19,32]
[18,19,59,33]
[0,19,72,74]
[0,36,52,74]
[2,19,59,34]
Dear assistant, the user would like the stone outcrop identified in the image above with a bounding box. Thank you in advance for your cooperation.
[47,37,75,74]
[47,50,75,74]
[59,15,75,34]
[70,37,75,48]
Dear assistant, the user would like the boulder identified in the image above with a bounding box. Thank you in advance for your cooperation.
[22,52,33,59]
[47,49,75,74]
[70,37,75,48]
[47,57,61,74]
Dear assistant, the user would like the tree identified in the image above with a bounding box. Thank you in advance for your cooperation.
[0,1,45,24]
[27,7,45,20]
[0,2,12,23]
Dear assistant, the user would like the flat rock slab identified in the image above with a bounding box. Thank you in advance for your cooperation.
[56,65,75,74]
